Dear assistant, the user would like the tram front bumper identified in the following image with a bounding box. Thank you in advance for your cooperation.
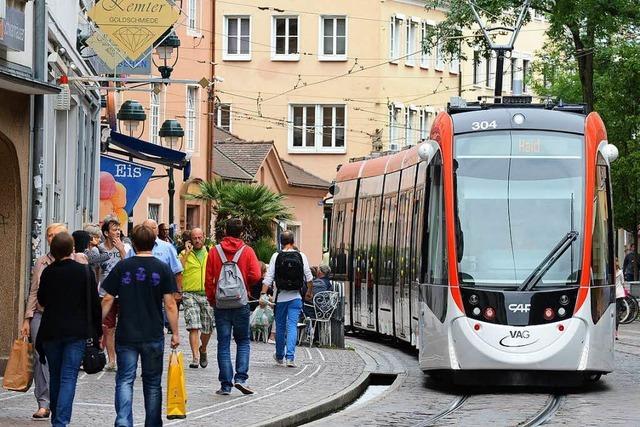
[449,317,587,370]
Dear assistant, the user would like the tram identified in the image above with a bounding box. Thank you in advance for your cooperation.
[329,98,618,383]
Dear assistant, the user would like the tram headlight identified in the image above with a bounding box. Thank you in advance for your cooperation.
[472,307,481,316]
[512,113,526,125]
[543,307,555,321]
[483,307,496,321]
[559,295,570,306]
[469,294,479,305]
[558,307,567,317]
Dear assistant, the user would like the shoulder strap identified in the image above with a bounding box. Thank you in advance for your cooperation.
[85,265,95,340]
[232,245,246,263]
[215,244,227,263]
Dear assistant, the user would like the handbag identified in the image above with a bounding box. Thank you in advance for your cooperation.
[82,266,106,374]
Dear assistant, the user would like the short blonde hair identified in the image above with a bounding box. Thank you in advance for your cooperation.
[46,223,67,234]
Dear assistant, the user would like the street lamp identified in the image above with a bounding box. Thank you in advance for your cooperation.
[117,100,146,137]
[154,30,181,79]
[159,119,184,238]
[158,119,184,149]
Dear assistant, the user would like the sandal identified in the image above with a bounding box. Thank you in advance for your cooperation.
[189,359,199,369]
[32,408,50,420]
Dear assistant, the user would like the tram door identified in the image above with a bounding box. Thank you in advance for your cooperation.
[353,176,383,330]
[410,161,429,345]
[394,166,416,341]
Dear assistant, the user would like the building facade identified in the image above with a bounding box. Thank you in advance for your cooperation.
[213,0,548,182]
[0,0,101,370]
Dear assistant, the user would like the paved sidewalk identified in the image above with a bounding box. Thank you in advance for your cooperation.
[0,320,365,426]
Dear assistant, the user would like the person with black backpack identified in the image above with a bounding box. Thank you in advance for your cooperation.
[261,230,313,367]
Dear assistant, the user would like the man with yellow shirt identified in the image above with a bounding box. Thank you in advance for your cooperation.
[179,228,214,369]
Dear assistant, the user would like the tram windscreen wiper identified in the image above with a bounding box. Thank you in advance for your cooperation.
[518,231,579,291]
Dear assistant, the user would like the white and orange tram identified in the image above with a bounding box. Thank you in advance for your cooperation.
[328,100,618,384]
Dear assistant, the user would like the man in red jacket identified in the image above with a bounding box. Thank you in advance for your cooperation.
[205,218,261,395]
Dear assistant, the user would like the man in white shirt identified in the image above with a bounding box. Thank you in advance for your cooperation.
[262,231,313,367]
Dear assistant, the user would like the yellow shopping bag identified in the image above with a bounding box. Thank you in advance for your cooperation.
[166,350,187,419]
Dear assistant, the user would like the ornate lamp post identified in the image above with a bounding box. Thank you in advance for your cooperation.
[117,100,146,138]
[159,119,184,237]
[154,30,181,79]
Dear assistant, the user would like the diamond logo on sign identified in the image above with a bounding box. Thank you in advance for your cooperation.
[87,0,179,61]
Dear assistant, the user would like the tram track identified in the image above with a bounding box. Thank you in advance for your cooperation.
[414,394,469,427]
[519,394,566,427]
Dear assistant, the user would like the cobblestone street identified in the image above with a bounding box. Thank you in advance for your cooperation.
[2,320,639,426]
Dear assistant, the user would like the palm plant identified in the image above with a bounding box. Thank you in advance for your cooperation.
[188,179,292,243]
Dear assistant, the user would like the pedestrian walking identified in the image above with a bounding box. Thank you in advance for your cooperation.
[204,218,261,395]
[178,227,214,369]
[101,224,180,427]
[132,219,184,333]
[20,223,88,421]
[98,217,131,372]
[261,231,313,367]
[36,232,101,427]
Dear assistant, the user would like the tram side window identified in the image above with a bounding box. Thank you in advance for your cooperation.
[591,154,614,322]
[426,155,447,285]
[412,161,428,283]
[330,203,350,276]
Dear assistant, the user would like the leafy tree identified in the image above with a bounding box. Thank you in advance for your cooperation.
[532,39,640,251]
[424,0,640,111]
[188,180,292,243]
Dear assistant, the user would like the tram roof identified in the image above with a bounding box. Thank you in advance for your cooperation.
[335,143,423,182]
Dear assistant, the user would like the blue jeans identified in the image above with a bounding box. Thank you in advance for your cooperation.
[214,305,251,391]
[42,338,85,427]
[115,339,164,427]
[275,298,302,361]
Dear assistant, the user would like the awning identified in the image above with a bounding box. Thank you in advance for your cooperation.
[0,68,60,95]
[107,130,191,179]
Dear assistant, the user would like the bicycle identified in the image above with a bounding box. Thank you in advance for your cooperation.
[619,282,640,325]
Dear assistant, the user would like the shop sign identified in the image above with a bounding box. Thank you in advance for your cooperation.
[87,0,179,61]
[99,155,154,224]
[86,30,151,74]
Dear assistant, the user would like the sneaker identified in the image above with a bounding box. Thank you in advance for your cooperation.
[273,353,284,366]
[267,338,276,345]
[215,388,232,396]
[234,382,255,395]
[105,362,117,372]
[189,359,199,369]
[286,359,297,368]
[199,347,208,368]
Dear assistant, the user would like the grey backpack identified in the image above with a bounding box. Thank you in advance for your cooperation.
[214,245,248,309]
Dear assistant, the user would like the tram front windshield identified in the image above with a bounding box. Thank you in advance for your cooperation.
[455,131,584,288]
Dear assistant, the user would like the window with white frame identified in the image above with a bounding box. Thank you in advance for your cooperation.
[389,103,402,151]
[389,15,403,61]
[522,58,530,92]
[420,22,432,68]
[472,51,480,85]
[435,39,444,70]
[187,0,198,33]
[224,16,251,60]
[449,52,460,74]
[148,203,161,222]
[405,19,418,66]
[290,104,346,152]
[150,92,160,145]
[320,16,346,59]
[405,107,418,146]
[216,103,231,131]
[186,86,198,151]
[273,16,299,59]
[419,108,433,140]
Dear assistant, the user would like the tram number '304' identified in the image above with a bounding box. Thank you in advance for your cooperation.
[471,120,498,131]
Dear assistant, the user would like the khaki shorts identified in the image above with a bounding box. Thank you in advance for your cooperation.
[182,292,214,334]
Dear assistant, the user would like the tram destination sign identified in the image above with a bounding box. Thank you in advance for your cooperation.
[87,0,179,61]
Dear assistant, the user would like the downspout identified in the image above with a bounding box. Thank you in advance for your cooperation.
[29,0,47,267]
[205,0,216,236]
